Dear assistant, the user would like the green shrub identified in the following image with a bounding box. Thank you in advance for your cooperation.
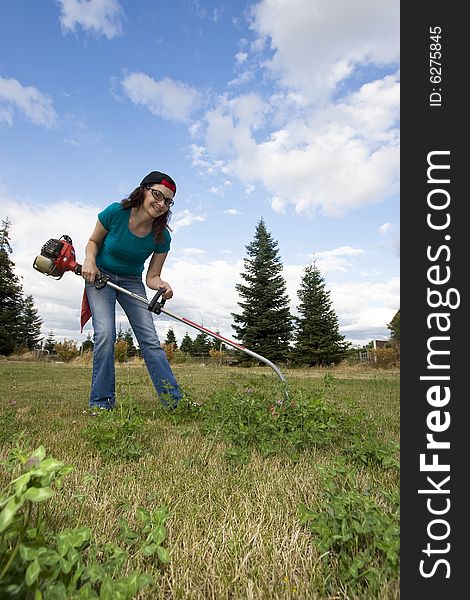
[0,445,170,599]
[195,379,362,462]
[54,340,80,363]
[372,346,400,368]
[82,398,148,461]
[299,460,400,596]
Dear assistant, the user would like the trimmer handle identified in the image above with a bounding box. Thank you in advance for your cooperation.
[75,264,109,289]
[148,288,167,314]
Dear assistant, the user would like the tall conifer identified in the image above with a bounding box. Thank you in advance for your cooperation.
[232,219,292,362]
[293,263,349,365]
[18,295,43,350]
[0,218,25,355]
[164,328,178,349]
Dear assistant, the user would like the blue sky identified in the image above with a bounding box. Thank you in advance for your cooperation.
[0,0,399,348]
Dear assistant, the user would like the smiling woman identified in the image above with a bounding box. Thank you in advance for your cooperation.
[80,170,183,413]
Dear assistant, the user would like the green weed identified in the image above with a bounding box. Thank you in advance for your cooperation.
[299,459,400,597]
[198,380,363,462]
[345,435,400,469]
[0,445,170,599]
[82,398,148,461]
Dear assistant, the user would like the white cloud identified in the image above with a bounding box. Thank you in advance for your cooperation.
[190,144,228,176]
[330,277,399,339]
[208,186,222,195]
[251,0,399,100]
[171,210,206,232]
[121,72,202,123]
[0,77,57,128]
[57,0,124,39]
[177,248,206,257]
[228,69,256,87]
[186,0,399,218]
[198,72,399,217]
[379,222,393,234]
[312,245,365,272]
[235,52,248,64]
[224,209,241,216]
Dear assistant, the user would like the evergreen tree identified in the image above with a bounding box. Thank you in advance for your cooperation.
[209,330,226,352]
[292,263,350,366]
[387,309,400,342]
[232,219,292,362]
[192,332,211,357]
[180,332,193,354]
[0,218,24,355]
[18,295,43,350]
[123,328,137,356]
[44,330,56,353]
[164,328,178,350]
[82,332,94,353]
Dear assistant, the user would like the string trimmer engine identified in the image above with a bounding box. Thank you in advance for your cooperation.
[33,235,81,279]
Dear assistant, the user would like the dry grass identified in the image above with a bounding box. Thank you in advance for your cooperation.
[0,361,399,599]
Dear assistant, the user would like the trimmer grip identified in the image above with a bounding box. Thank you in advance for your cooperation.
[148,288,167,314]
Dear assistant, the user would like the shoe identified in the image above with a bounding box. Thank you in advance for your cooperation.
[87,406,110,417]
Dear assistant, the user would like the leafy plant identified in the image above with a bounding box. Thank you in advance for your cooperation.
[0,445,170,598]
[118,506,170,565]
[299,460,400,596]
[82,398,148,461]
[198,381,362,462]
[345,435,400,469]
[54,339,80,363]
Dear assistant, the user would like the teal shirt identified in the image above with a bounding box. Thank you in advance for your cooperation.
[96,202,171,275]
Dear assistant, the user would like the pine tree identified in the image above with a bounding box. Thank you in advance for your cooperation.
[0,218,25,355]
[192,332,211,357]
[164,328,178,350]
[232,219,292,362]
[44,330,56,353]
[123,328,137,356]
[18,295,43,350]
[180,332,193,354]
[209,330,225,352]
[82,332,94,353]
[387,309,400,342]
[292,263,350,366]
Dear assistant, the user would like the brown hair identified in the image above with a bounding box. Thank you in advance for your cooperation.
[121,186,172,244]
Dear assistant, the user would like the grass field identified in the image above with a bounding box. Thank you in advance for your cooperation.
[0,361,400,599]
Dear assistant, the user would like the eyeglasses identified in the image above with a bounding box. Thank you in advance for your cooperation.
[146,186,174,208]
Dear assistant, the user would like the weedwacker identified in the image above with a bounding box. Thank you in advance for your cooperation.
[33,235,288,398]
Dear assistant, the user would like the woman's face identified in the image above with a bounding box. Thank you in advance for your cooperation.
[143,184,174,217]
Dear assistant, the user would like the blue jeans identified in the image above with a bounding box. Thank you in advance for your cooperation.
[85,270,182,409]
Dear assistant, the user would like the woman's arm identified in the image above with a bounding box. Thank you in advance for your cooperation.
[146,252,173,298]
[82,220,108,283]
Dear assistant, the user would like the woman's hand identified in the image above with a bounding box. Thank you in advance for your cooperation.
[146,252,173,298]
[148,276,173,299]
[81,257,100,284]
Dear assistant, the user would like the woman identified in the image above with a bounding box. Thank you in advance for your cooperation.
[81,170,182,411]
